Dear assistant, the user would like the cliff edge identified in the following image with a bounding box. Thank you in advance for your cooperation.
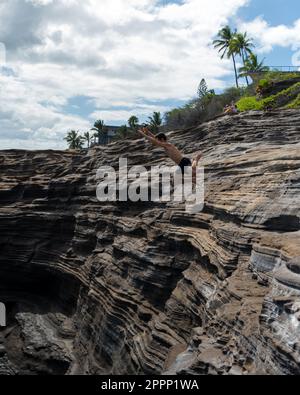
[0,109,299,375]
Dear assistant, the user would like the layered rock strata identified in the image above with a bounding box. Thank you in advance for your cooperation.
[0,109,299,375]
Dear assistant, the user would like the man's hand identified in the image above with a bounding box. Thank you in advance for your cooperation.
[142,127,150,135]
[138,127,151,137]
[138,127,162,147]
[138,128,146,137]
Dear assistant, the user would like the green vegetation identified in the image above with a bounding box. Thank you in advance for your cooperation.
[213,26,267,88]
[262,82,300,108]
[236,96,263,111]
[64,24,300,147]
[148,111,163,133]
[258,79,270,88]
[64,130,84,150]
[230,32,254,86]
[113,115,140,141]
[128,116,139,132]
[239,53,269,78]
[114,125,129,140]
[198,79,215,100]
[285,94,300,109]
[165,84,248,129]
[237,82,300,111]
[213,26,240,88]
[83,131,92,149]
[257,79,273,90]
[166,72,300,130]
[262,71,300,83]
[256,78,273,97]
[91,119,106,145]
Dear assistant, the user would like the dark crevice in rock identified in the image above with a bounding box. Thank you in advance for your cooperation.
[263,215,300,232]
[0,263,81,375]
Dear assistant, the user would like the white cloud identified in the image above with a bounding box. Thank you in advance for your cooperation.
[0,0,250,149]
[238,17,300,53]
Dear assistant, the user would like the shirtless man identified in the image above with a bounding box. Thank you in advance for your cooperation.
[138,127,202,182]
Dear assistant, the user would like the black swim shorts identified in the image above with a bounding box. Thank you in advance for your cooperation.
[178,157,192,173]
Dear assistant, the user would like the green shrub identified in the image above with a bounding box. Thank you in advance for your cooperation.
[261,82,300,109]
[285,94,300,109]
[256,79,273,97]
[236,96,263,111]
[258,79,272,89]
[238,82,300,111]
[262,71,300,84]
[164,87,247,130]
[165,74,300,128]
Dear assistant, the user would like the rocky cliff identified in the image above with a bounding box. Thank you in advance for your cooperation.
[0,109,299,375]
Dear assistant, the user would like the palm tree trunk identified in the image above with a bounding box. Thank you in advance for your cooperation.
[242,51,249,86]
[232,53,239,88]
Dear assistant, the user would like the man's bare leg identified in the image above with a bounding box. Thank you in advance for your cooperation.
[192,153,202,184]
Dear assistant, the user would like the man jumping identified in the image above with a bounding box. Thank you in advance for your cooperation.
[138,127,202,183]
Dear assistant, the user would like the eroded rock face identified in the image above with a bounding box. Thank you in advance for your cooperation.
[0,109,299,375]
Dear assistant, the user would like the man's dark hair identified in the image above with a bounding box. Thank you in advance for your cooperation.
[156,133,167,142]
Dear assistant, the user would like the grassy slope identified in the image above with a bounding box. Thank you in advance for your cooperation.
[236,72,300,112]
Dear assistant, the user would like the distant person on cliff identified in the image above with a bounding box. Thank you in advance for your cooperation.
[138,127,202,183]
[224,102,239,115]
[232,102,239,114]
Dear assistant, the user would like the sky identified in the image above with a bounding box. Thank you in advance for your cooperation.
[0,0,300,150]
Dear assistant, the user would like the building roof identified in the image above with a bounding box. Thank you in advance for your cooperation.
[106,125,121,131]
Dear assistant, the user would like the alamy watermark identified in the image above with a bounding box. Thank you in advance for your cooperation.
[292,45,300,71]
[0,303,6,327]
[96,159,205,214]
[0,42,6,67]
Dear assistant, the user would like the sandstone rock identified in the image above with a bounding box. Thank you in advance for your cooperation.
[0,109,299,375]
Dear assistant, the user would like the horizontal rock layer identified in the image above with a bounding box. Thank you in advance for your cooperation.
[0,109,300,375]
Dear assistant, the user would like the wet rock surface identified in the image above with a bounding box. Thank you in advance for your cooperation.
[0,109,299,375]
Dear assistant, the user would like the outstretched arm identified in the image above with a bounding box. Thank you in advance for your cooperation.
[145,129,156,138]
[138,128,166,148]
[140,126,156,139]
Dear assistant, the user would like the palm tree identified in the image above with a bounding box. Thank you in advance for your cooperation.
[239,53,269,78]
[119,125,129,137]
[91,119,107,145]
[128,116,139,131]
[113,125,129,141]
[231,32,254,85]
[148,111,162,133]
[83,131,92,149]
[64,130,84,150]
[213,26,239,88]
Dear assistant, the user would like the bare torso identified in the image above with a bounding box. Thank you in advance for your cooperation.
[163,143,184,165]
